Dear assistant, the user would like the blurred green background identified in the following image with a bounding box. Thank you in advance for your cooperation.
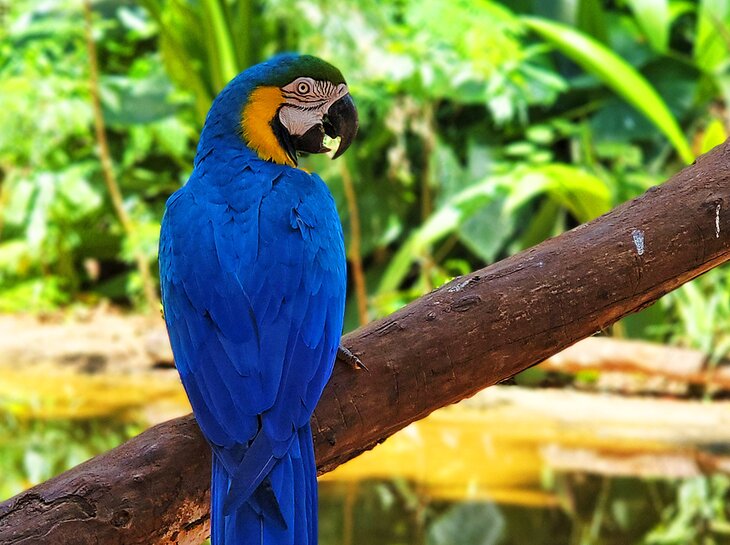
[3,0,730,544]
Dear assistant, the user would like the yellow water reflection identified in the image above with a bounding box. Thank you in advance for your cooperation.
[323,400,557,506]
[323,388,730,505]
[4,355,730,509]
[0,364,189,420]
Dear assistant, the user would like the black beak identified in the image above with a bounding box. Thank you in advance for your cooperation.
[323,93,358,159]
[293,124,329,156]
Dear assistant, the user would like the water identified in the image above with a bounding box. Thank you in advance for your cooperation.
[319,476,730,545]
[3,385,730,545]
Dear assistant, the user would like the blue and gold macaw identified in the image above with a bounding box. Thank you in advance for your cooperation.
[159,54,358,545]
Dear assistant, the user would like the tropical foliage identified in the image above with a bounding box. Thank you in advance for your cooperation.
[3,0,730,353]
[3,0,730,350]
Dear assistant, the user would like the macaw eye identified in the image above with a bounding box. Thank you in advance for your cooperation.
[297,82,311,94]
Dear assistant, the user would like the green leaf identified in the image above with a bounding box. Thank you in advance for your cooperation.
[428,503,504,545]
[0,241,33,276]
[695,0,730,72]
[514,198,563,251]
[576,0,609,43]
[625,0,671,53]
[378,178,502,293]
[0,277,69,312]
[138,0,215,121]
[54,169,102,220]
[379,162,610,293]
[669,1,696,22]
[202,0,240,89]
[523,16,694,163]
[699,118,728,154]
[458,196,516,263]
[101,72,179,126]
[504,164,611,223]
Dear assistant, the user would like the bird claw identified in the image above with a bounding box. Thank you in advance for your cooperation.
[336,345,368,371]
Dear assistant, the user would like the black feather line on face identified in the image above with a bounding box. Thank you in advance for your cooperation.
[270,110,298,166]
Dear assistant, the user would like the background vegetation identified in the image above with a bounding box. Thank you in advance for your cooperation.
[4,0,730,543]
[4,0,730,347]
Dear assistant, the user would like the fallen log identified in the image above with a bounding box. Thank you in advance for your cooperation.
[542,336,730,394]
[3,141,730,544]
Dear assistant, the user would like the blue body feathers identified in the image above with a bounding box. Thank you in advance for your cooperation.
[159,56,347,545]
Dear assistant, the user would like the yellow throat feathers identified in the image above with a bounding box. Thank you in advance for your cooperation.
[241,86,295,167]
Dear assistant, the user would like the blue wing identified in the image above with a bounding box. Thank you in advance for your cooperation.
[159,163,346,511]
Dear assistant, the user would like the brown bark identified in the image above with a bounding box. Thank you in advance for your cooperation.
[0,415,211,545]
[3,142,730,544]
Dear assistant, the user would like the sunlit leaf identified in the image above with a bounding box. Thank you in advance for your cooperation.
[379,162,610,293]
[378,179,503,293]
[625,0,671,53]
[201,0,240,88]
[504,164,611,222]
[698,118,728,155]
[695,0,730,72]
[523,16,694,163]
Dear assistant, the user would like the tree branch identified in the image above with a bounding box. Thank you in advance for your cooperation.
[3,142,730,544]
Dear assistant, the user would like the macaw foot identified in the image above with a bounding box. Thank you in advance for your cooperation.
[336,344,368,371]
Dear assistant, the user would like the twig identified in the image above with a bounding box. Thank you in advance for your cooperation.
[83,0,159,311]
[417,104,435,222]
[340,160,368,326]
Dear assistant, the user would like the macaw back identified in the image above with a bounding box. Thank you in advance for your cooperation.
[159,55,348,545]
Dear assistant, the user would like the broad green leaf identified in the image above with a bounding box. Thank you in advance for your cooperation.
[669,1,696,22]
[504,164,611,222]
[202,0,240,89]
[699,118,728,155]
[138,0,216,121]
[576,0,608,42]
[0,241,32,276]
[379,163,610,293]
[514,198,564,251]
[0,277,69,312]
[625,0,671,53]
[695,0,730,72]
[524,16,694,163]
[54,167,102,220]
[458,196,516,263]
[378,179,502,293]
[101,72,179,126]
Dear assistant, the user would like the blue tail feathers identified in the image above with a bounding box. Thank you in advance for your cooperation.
[210,424,318,545]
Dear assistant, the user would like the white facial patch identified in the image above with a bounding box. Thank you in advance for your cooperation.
[278,78,348,136]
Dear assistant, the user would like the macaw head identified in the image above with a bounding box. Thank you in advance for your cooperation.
[201,54,358,168]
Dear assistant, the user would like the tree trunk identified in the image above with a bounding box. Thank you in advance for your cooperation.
[3,142,730,544]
